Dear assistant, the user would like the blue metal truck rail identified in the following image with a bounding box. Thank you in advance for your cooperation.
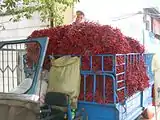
[50,53,154,120]
[76,53,154,120]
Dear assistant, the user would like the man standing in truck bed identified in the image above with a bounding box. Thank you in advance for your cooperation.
[72,10,85,25]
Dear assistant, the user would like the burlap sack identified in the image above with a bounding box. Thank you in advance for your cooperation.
[48,56,81,109]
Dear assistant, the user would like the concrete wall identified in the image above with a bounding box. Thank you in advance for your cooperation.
[0,13,47,41]
[0,7,73,42]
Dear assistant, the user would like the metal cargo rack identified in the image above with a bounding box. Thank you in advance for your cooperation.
[77,53,154,120]
[52,53,154,120]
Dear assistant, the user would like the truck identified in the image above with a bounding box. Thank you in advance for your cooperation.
[0,37,155,120]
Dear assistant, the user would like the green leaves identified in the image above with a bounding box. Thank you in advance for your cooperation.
[0,0,79,27]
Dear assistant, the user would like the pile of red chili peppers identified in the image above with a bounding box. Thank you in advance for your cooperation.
[27,22,149,103]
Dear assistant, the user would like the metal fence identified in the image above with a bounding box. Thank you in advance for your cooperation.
[0,43,25,92]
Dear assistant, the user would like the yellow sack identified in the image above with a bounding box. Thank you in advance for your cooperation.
[48,56,81,109]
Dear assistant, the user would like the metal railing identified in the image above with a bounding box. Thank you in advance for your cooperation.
[0,43,25,92]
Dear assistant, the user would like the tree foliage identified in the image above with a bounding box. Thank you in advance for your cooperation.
[0,0,79,27]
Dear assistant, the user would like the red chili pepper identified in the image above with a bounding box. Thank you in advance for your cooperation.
[27,22,149,104]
